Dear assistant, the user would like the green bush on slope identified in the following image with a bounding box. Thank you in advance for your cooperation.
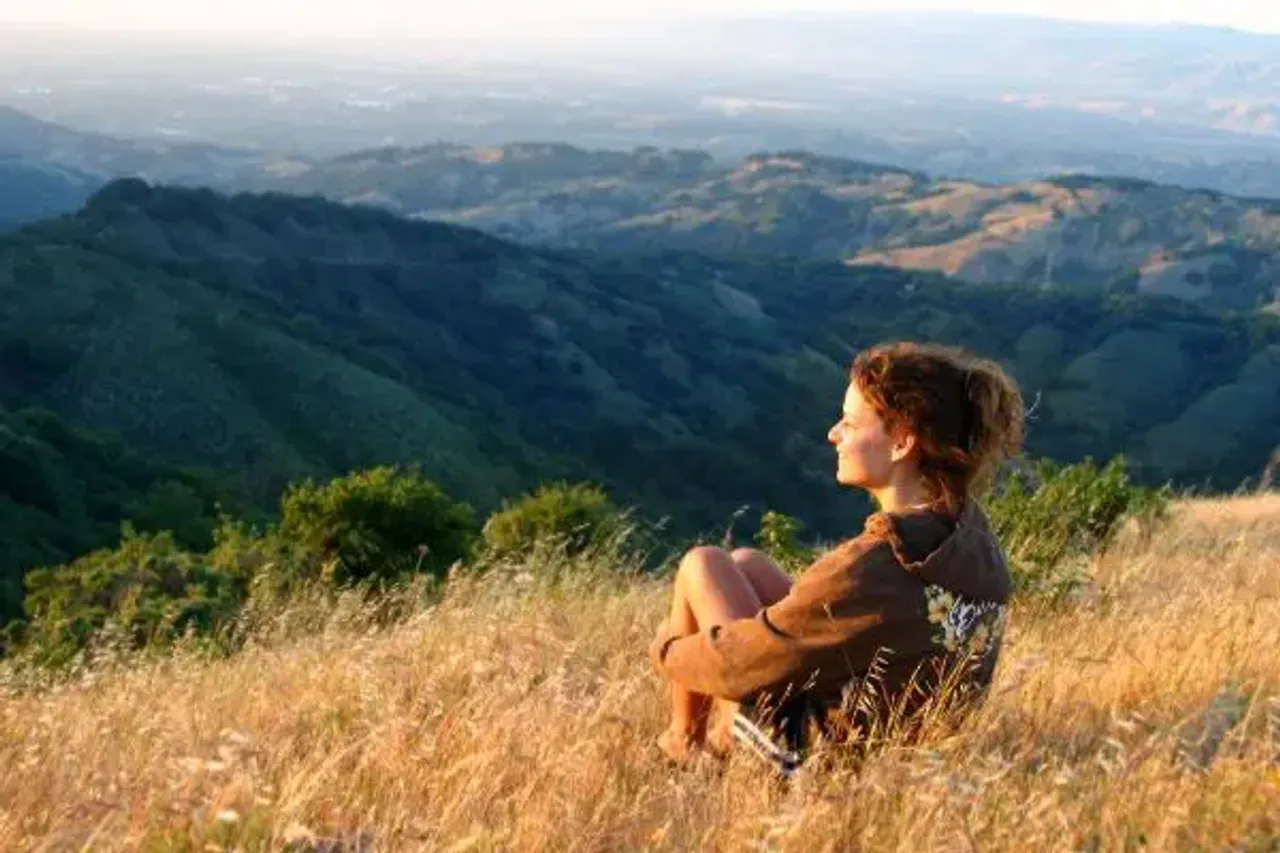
[986,456,1171,601]
[276,465,479,587]
[18,527,246,668]
[481,481,626,558]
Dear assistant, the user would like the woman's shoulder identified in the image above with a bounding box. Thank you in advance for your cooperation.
[795,525,904,585]
[795,506,964,587]
[862,507,958,565]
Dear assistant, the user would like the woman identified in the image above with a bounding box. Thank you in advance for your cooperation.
[649,341,1025,775]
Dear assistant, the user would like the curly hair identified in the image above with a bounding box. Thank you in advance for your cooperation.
[850,342,1025,515]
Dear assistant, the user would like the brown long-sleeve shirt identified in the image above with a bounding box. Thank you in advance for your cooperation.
[652,499,1013,729]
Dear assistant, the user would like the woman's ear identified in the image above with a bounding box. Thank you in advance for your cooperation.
[890,430,918,463]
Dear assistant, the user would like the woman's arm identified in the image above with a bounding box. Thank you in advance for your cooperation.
[650,537,907,702]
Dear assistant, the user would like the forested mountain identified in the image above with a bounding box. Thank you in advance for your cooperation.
[2,179,1277,623]
[249,144,1280,314]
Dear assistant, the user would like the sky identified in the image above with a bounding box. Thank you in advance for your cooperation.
[4,0,1280,39]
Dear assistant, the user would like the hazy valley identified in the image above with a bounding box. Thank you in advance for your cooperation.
[8,12,1280,195]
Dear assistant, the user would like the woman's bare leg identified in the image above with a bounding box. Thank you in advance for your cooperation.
[660,546,792,760]
[729,548,793,607]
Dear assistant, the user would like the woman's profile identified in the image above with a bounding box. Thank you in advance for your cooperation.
[649,341,1025,775]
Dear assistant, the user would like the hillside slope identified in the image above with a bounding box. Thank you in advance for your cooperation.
[249,144,1280,313]
[3,180,1278,546]
[2,494,1277,849]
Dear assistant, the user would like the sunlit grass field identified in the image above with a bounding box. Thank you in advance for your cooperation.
[2,495,1278,851]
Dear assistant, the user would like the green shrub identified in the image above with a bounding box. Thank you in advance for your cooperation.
[482,481,625,559]
[987,455,1170,601]
[753,510,817,573]
[277,466,478,586]
[202,513,297,608]
[20,527,246,668]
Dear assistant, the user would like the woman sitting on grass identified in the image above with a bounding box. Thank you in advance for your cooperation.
[650,341,1025,775]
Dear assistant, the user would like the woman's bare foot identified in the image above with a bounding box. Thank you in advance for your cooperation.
[705,719,734,758]
[657,724,733,766]
[704,700,736,758]
[656,727,701,764]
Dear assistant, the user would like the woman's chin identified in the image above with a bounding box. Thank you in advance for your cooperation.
[834,468,861,487]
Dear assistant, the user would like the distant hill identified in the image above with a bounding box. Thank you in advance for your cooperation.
[3,179,1277,552]
[0,158,100,230]
[0,106,264,187]
[247,144,1280,314]
[7,104,1280,316]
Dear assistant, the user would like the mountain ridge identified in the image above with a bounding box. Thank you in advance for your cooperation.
[0,157,102,230]
[0,106,267,186]
[246,143,1280,314]
[3,103,1280,317]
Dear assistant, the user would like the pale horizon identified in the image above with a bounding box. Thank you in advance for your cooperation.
[4,0,1280,42]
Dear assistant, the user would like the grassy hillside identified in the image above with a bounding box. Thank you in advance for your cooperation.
[1,494,1276,850]
[249,144,1280,313]
[2,179,1278,545]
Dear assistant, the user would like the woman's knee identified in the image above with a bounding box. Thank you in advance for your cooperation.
[675,545,763,622]
[729,547,767,567]
[677,545,738,588]
[729,548,792,605]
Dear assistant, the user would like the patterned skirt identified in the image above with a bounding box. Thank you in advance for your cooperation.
[730,694,813,779]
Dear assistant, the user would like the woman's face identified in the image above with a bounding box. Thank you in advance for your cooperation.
[827,383,904,489]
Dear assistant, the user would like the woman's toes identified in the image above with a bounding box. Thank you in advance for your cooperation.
[705,721,734,758]
[656,728,698,764]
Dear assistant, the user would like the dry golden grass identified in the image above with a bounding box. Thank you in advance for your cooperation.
[2,496,1279,852]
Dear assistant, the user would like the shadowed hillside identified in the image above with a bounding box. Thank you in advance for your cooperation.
[4,180,1278,534]
[0,407,226,624]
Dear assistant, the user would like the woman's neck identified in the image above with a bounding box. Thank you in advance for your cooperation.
[870,479,936,514]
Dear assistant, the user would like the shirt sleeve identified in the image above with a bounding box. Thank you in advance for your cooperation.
[651,537,902,703]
